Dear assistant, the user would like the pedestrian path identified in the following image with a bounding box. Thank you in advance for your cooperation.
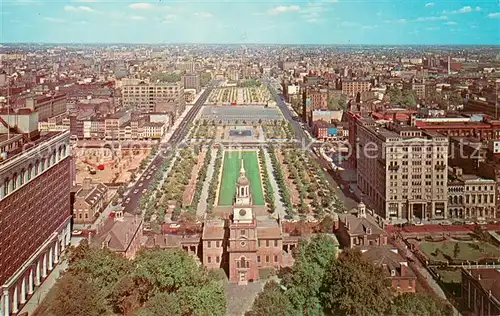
[196,148,217,217]
[263,148,286,218]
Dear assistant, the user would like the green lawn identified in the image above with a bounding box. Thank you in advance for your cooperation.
[419,240,500,262]
[218,150,265,206]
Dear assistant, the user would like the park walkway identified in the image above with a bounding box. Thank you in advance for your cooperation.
[263,148,286,219]
[196,148,217,218]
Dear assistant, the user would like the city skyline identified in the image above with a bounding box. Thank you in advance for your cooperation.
[2,0,500,45]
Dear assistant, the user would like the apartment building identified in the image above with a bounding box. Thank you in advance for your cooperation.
[341,80,371,97]
[25,93,68,122]
[0,129,72,316]
[183,73,201,92]
[122,82,185,115]
[356,119,449,220]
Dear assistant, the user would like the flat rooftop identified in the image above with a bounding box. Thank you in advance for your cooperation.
[200,106,282,123]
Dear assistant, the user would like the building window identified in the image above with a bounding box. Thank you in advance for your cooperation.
[257,256,260,263]
[266,255,270,263]
[257,240,261,247]
[266,240,270,247]
[207,241,211,248]
[274,255,278,262]
[274,240,278,247]
[207,256,211,263]
[216,256,220,263]
[216,241,220,247]
[241,230,246,236]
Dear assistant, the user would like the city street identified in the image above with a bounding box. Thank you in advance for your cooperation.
[121,82,216,214]
[267,82,359,211]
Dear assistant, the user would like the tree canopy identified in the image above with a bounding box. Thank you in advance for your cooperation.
[249,243,452,316]
[36,244,226,316]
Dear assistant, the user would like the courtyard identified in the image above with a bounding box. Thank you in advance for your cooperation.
[218,150,265,206]
[418,239,500,262]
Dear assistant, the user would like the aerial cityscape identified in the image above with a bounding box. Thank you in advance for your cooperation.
[1,0,500,316]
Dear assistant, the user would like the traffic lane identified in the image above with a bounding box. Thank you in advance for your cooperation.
[122,88,214,212]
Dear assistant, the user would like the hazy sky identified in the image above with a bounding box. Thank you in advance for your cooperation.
[2,0,500,44]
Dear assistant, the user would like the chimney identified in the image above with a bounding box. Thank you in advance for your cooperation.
[82,178,92,191]
[400,262,407,276]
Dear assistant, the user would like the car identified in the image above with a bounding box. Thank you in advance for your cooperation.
[476,220,487,225]
[142,188,147,193]
[125,198,130,203]
[439,221,452,226]
[139,183,143,187]
[169,223,181,229]
[414,221,424,226]
[464,220,474,225]
[133,189,139,194]
[72,230,83,236]
[146,175,151,180]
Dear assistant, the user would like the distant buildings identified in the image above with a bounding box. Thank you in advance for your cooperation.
[0,129,72,316]
[68,111,169,140]
[183,73,201,92]
[122,81,185,116]
[24,93,68,122]
[341,80,371,98]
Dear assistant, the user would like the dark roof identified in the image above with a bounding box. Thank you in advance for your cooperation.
[363,246,416,278]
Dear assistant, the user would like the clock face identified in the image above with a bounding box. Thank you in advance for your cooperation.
[239,209,247,216]
[240,241,246,246]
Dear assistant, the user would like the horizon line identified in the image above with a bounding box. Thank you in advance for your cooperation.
[2,42,500,46]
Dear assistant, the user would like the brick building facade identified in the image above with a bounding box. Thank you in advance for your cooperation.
[0,130,72,316]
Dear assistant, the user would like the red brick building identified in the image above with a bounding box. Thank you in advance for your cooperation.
[334,202,388,248]
[0,130,72,316]
[362,246,417,294]
[461,267,500,316]
[201,160,291,284]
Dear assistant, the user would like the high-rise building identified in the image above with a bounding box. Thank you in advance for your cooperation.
[0,126,72,316]
[122,82,185,115]
[182,73,201,92]
[355,118,449,220]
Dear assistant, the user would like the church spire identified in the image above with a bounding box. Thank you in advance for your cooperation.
[240,159,246,177]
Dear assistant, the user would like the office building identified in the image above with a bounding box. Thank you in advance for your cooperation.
[122,82,185,115]
[356,118,449,220]
[0,125,72,316]
[183,73,201,92]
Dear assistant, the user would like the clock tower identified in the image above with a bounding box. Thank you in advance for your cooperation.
[228,159,258,285]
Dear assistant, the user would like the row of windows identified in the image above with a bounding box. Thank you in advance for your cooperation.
[206,239,280,248]
[1,145,68,199]
[257,255,278,263]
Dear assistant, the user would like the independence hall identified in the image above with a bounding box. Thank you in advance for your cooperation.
[0,109,72,316]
